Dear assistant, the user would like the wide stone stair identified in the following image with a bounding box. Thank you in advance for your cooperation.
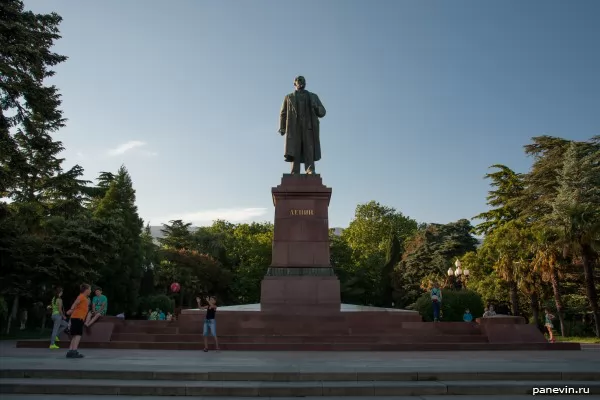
[1,369,599,397]
[16,314,580,351]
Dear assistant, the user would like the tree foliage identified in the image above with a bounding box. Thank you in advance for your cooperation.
[394,219,479,307]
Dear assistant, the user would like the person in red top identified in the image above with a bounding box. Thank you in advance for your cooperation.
[66,284,91,358]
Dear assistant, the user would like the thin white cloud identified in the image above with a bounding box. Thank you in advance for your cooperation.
[107,140,147,156]
[156,207,268,226]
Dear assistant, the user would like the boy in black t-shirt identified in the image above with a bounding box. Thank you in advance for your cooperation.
[196,296,219,352]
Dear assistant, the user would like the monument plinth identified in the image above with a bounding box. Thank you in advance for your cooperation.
[260,174,341,314]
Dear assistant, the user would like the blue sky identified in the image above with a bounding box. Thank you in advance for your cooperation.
[24,0,600,228]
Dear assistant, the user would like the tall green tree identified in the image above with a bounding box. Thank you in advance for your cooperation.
[520,136,572,220]
[479,220,533,316]
[473,165,524,235]
[0,0,88,212]
[330,231,364,304]
[1,0,67,195]
[395,219,478,307]
[530,226,567,335]
[227,222,273,304]
[380,233,402,307]
[93,166,144,315]
[159,220,194,250]
[139,224,159,297]
[341,201,417,306]
[0,1,97,330]
[342,201,417,257]
[548,141,600,336]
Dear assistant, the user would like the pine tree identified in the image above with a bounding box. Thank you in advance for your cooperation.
[93,166,144,315]
[473,165,524,235]
[0,1,95,330]
[1,0,88,210]
[159,220,194,249]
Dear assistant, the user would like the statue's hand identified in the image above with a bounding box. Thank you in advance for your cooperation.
[278,129,285,136]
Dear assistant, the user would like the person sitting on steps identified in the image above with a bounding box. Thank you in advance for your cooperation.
[85,287,107,328]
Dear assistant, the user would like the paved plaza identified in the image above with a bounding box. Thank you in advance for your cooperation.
[1,341,600,398]
[1,341,599,373]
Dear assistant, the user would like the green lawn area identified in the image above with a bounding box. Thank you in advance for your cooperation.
[555,336,600,344]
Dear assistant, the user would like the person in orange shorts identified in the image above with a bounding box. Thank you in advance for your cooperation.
[66,283,91,358]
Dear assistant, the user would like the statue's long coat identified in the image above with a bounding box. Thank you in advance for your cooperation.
[279,90,326,163]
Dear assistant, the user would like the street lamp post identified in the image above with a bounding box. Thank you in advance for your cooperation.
[448,259,469,290]
[454,259,462,289]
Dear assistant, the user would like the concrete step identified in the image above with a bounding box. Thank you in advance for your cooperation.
[176,326,484,335]
[110,334,489,343]
[2,369,599,382]
[15,341,579,351]
[1,378,599,396]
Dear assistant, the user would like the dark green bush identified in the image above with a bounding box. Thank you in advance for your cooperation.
[138,295,175,315]
[414,289,484,322]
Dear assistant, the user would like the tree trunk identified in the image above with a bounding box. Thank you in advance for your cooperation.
[530,292,540,325]
[550,268,566,337]
[5,295,19,335]
[581,244,600,337]
[40,312,47,334]
[508,280,519,316]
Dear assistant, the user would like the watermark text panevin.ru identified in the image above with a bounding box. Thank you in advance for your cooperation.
[533,386,590,396]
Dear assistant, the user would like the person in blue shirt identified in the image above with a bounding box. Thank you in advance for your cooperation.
[463,308,473,322]
[430,282,442,322]
[158,310,166,320]
[85,287,108,328]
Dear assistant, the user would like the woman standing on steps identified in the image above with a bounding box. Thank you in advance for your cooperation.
[49,287,68,349]
[196,296,220,352]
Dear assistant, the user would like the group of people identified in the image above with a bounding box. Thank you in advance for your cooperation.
[146,309,174,321]
[48,283,221,357]
[429,283,557,342]
[48,284,107,358]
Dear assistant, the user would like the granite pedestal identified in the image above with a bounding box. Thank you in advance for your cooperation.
[260,174,341,314]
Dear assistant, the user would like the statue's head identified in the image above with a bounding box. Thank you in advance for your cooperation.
[294,76,306,90]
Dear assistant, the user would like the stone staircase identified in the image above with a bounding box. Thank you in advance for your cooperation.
[16,313,580,351]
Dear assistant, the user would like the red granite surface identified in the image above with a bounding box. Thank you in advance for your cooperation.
[261,174,340,313]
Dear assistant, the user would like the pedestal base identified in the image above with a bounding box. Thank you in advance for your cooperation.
[260,276,341,314]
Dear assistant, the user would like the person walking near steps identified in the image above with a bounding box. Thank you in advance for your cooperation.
[431,282,443,322]
[66,284,91,358]
[49,287,68,349]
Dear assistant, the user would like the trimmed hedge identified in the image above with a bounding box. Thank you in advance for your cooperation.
[414,289,484,322]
